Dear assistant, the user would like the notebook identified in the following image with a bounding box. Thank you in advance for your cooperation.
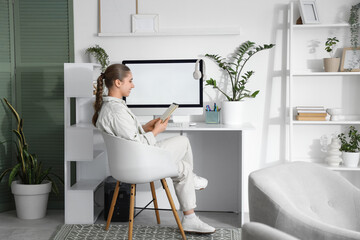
[160,103,179,122]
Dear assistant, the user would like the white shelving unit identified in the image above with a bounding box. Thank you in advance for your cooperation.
[287,2,360,172]
[64,63,107,224]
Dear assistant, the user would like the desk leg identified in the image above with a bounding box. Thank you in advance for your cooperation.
[240,130,252,226]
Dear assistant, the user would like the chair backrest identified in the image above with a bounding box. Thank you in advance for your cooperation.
[249,162,360,231]
[102,132,178,184]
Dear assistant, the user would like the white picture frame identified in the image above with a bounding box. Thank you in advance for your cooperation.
[340,47,360,72]
[298,0,320,24]
[132,14,159,33]
[99,0,135,33]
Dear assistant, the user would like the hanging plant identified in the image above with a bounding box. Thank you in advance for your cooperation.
[349,4,360,49]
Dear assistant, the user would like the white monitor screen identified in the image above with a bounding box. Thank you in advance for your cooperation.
[123,60,203,107]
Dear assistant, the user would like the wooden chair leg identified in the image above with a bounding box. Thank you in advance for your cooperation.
[161,179,187,240]
[150,182,161,224]
[128,184,136,240]
[105,181,120,231]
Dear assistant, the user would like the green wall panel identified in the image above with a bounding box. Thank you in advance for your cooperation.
[12,0,73,209]
[0,0,73,212]
[0,0,14,212]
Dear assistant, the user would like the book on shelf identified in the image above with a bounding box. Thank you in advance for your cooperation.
[297,110,327,113]
[296,106,325,110]
[297,112,327,117]
[295,115,327,121]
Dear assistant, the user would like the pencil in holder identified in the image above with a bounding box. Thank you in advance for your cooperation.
[205,111,220,124]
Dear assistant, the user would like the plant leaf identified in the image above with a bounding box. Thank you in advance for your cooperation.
[8,163,21,186]
[0,168,12,184]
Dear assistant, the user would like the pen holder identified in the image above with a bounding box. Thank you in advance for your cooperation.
[205,111,220,124]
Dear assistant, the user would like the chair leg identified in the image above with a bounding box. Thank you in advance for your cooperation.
[105,181,120,231]
[150,182,161,224]
[128,184,136,240]
[161,179,187,240]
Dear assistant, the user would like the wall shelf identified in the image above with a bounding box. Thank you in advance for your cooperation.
[293,121,360,125]
[292,72,360,76]
[292,23,349,29]
[317,163,360,172]
[98,28,240,37]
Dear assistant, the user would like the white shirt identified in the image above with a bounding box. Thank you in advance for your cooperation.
[96,96,157,146]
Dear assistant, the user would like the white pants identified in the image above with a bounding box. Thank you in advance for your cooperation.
[156,136,197,211]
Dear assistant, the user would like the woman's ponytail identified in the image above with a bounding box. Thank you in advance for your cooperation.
[92,74,104,126]
[91,64,131,126]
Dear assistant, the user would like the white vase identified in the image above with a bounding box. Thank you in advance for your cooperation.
[325,138,342,167]
[342,152,360,168]
[11,180,52,219]
[221,101,243,125]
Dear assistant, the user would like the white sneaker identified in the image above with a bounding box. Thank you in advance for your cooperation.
[194,174,208,190]
[181,215,216,234]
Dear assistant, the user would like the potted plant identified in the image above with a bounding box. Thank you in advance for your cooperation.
[0,98,63,219]
[205,41,275,125]
[85,44,110,72]
[349,4,360,49]
[338,126,360,167]
[324,37,340,72]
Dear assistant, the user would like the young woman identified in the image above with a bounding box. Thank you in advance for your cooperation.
[93,64,215,234]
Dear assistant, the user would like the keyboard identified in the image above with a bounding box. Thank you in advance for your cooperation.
[167,122,186,128]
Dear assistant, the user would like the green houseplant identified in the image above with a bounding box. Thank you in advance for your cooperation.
[205,41,275,124]
[0,98,63,219]
[338,126,360,167]
[349,4,360,49]
[323,37,340,72]
[85,44,110,72]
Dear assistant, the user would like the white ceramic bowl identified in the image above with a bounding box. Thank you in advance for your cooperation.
[327,108,342,115]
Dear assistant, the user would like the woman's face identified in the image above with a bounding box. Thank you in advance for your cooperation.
[119,72,134,97]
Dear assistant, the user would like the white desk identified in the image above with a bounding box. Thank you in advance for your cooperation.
[135,122,254,226]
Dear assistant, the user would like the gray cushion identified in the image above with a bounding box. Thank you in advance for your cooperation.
[249,162,360,240]
[242,222,300,240]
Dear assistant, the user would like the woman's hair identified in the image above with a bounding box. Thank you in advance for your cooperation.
[92,64,131,126]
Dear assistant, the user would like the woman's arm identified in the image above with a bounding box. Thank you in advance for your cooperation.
[151,117,169,136]
[142,118,160,132]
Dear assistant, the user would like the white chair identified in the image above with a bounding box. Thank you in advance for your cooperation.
[101,132,187,240]
[249,162,360,240]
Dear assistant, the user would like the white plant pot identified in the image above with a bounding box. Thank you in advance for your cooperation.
[11,180,52,219]
[323,58,340,72]
[342,152,360,168]
[221,101,243,125]
[89,54,98,64]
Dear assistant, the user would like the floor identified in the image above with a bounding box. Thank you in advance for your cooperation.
[0,209,247,240]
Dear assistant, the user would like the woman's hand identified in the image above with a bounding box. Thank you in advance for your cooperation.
[142,118,160,132]
[151,117,169,136]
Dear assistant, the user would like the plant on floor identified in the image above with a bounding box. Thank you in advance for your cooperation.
[325,37,339,58]
[338,126,360,152]
[85,44,110,72]
[349,3,360,49]
[205,41,275,101]
[0,98,63,194]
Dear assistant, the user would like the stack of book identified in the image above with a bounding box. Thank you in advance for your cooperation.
[295,106,327,121]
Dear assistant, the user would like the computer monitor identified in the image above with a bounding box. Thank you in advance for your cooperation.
[122,59,203,116]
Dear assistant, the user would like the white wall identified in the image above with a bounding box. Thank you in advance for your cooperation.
[73,0,358,213]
